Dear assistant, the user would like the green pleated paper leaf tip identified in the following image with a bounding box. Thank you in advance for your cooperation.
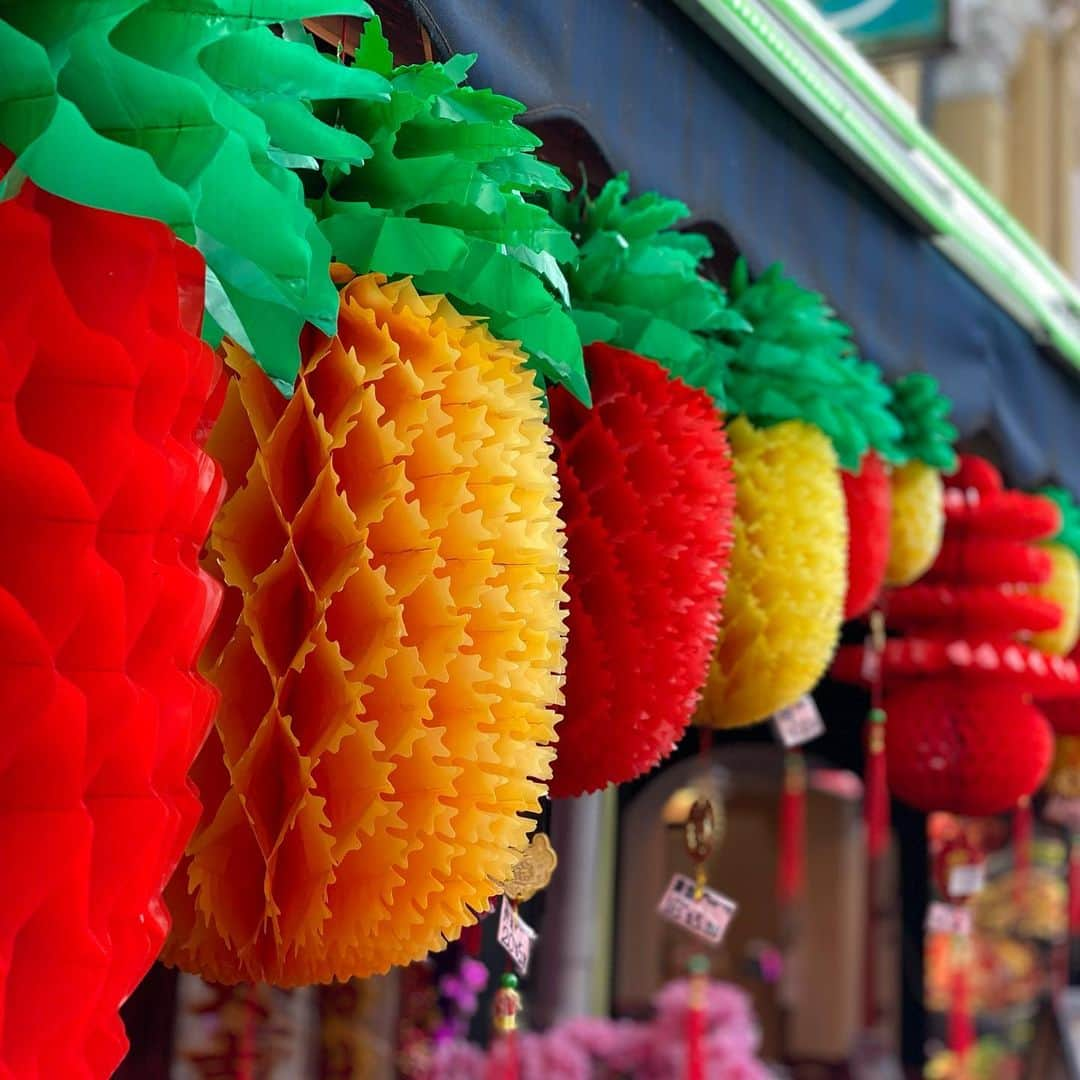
[889,372,958,472]
[0,1,389,388]
[540,172,745,409]
[307,17,588,403]
[1040,487,1080,558]
[724,258,903,471]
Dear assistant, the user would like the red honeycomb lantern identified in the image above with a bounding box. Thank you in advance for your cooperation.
[842,450,891,619]
[885,681,1052,817]
[0,185,224,1077]
[547,343,735,797]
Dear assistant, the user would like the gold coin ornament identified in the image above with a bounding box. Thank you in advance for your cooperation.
[501,834,558,904]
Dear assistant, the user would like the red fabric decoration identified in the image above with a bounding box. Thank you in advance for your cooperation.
[0,186,223,1077]
[948,455,1002,495]
[943,488,1061,542]
[1041,642,1080,734]
[884,681,1052,816]
[925,536,1052,586]
[546,343,734,798]
[888,584,1063,641]
[842,451,891,619]
[833,637,1080,697]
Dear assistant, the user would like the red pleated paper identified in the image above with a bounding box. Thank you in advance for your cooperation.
[0,186,223,1078]
[546,343,734,798]
[834,456,1064,814]
[842,451,891,619]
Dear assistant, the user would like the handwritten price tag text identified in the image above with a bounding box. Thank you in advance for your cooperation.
[657,873,736,946]
[771,696,825,748]
[925,901,972,937]
[497,897,537,976]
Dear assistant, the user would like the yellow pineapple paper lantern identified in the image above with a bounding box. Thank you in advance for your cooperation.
[885,460,946,587]
[165,272,568,984]
[697,417,847,729]
[1032,544,1080,657]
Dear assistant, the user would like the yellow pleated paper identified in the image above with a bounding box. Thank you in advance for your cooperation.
[884,460,944,587]
[696,417,847,729]
[164,272,567,985]
[1032,543,1080,657]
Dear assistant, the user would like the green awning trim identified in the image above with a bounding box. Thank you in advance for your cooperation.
[671,0,1080,374]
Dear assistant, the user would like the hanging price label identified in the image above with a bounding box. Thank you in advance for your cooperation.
[657,873,737,946]
[497,896,537,976]
[925,901,972,937]
[771,696,825,748]
[1045,796,1080,832]
[947,862,985,899]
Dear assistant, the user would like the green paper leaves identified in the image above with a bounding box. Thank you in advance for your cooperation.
[0,1,388,388]
[542,173,743,408]
[311,19,588,402]
[889,373,958,472]
[1041,487,1080,558]
[724,260,903,471]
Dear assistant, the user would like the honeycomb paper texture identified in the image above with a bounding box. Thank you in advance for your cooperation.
[697,417,846,730]
[842,451,891,619]
[884,461,944,587]
[165,272,567,984]
[0,186,224,1077]
[546,343,734,798]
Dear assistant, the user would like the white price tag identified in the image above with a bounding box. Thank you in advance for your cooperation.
[657,873,736,946]
[497,896,537,976]
[1045,796,1080,832]
[771,695,825,748]
[925,901,972,937]
[947,862,985,899]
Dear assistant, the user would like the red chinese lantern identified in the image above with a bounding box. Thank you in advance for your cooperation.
[834,456,1064,815]
[0,185,223,1076]
[547,344,734,797]
[885,681,1052,816]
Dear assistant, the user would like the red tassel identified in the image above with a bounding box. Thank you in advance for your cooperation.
[1013,796,1033,875]
[777,751,807,906]
[1069,836,1080,936]
[865,708,890,860]
[946,933,975,1063]
[497,1033,519,1080]
[685,958,707,1080]
[462,922,483,958]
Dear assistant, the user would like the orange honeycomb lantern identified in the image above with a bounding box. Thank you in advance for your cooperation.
[165,273,567,984]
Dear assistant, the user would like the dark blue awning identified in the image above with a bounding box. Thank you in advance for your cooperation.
[412,0,1080,491]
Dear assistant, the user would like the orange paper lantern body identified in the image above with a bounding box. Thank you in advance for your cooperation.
[165,274,567,984]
